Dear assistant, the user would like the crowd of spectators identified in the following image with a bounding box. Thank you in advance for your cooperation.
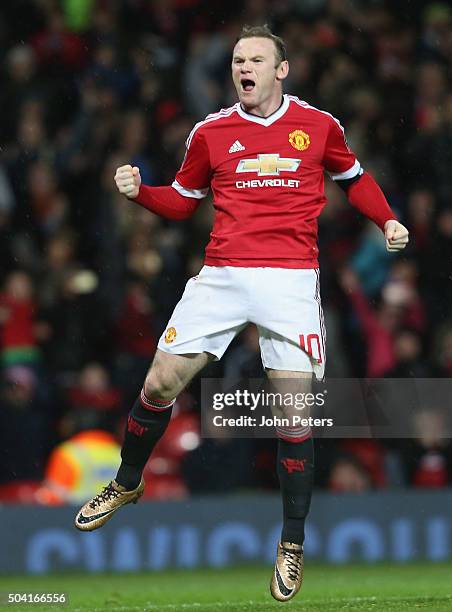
[0,0,451,502]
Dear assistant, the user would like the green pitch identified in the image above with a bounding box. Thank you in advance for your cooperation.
[1,563,452,611]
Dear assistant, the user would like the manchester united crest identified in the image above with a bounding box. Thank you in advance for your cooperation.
[289,129,310,152]
[164,327,177,343]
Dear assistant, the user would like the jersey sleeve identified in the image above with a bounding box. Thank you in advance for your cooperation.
[172,127,212,199]
[322,117,362,182]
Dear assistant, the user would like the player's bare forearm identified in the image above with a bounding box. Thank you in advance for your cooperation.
[345,172,409,252]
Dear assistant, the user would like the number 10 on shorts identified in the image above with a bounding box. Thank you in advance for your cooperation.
[299,333,323,364]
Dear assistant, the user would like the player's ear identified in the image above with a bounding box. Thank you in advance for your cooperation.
[276,60,289,82]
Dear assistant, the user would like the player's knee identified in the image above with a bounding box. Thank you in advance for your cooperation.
[144,365,180,401]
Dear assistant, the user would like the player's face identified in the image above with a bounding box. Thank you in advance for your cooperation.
[232,37,288,117]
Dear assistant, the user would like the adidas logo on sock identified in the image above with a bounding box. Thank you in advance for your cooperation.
[228,140,246,153]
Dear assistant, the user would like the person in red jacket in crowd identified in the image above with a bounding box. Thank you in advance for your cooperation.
[0,271,44,367]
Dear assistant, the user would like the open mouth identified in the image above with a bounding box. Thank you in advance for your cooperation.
[241,79,255,92]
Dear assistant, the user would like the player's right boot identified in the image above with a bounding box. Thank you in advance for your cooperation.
[74,477,145,531]
[270,541,304,602]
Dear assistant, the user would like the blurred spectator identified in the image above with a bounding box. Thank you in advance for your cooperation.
[339,262,429,377]
[38,229,79,309]
[40,269,109,376]
[0,44,41,145]
[406,189,435,254]
[37,363,122,504]
[0,271,41,367]
[0,366,54,484]
[338,440,387,488]
[402,408,452,488]
[328,455,372,493]
[62,362,122,434]
[351,222,391,297]
[432,323,452,377]
[115,279,158,405]
[382,259,426,332]
[339,268,400,377]
[385,328,431,377]
[27,160,69,239]
[420,3,452,64]
[30,7,86,71]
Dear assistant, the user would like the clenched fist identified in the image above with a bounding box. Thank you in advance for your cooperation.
[384,220,409,252]
[114,165,141,199]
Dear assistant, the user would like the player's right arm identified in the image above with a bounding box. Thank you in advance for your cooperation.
[114,128,212,221]
[114,164,198,220]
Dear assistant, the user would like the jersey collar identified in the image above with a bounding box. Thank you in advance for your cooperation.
[236,94,289,127]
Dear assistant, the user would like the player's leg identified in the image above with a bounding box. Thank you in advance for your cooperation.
[267,369,313,602]
[251,267,324,601]
[75,350,211,531]
[75,265,248,531]
[115,350,212,491]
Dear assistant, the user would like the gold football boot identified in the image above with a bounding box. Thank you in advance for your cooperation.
[270,541,304,602]
[74,478,145,531]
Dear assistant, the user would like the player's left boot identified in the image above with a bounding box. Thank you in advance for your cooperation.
[270,541,304,602]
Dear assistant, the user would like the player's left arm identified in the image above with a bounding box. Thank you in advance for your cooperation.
[323,119,409,252]
[340,172,409,252]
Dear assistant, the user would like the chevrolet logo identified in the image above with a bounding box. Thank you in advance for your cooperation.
[236,154,301,176]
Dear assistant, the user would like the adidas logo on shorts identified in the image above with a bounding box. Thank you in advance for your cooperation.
[229,140,246,153]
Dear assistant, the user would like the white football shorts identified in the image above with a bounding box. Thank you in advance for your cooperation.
[157,266,325,379]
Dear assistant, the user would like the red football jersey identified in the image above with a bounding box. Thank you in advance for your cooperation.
[173,95,361,268]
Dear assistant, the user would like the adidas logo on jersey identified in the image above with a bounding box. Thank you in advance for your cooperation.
[229,140,245,153]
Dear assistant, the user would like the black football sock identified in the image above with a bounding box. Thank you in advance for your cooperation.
[115,390,174,490]
[277,436,314,546]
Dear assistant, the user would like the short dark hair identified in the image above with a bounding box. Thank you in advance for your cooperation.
[237,24,287,65]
